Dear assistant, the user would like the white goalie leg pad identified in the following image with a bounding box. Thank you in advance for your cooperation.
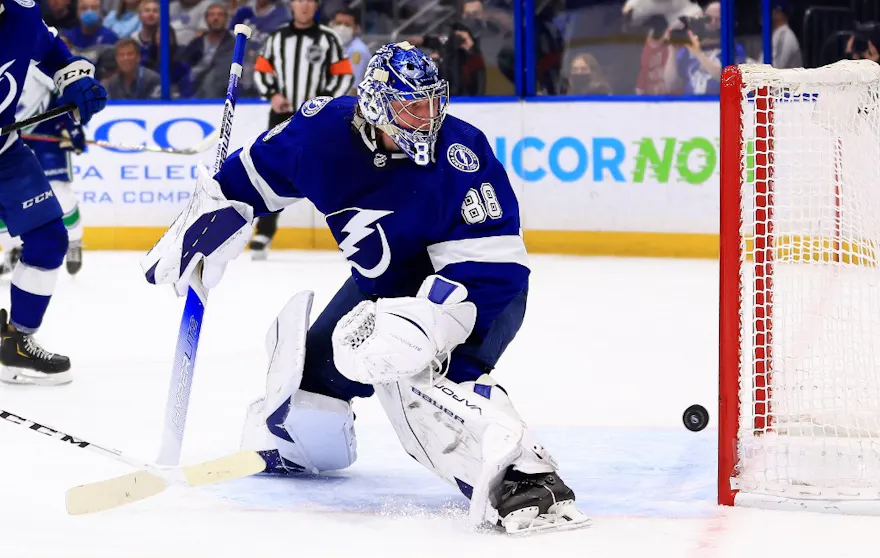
[241,290,357,473]
[375,372,557,527]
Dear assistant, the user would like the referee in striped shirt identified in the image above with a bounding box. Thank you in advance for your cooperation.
[248,0,354,259]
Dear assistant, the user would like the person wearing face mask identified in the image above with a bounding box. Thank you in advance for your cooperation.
[566,53,612,95]
[63,0,119,53]
[329,8,371,91]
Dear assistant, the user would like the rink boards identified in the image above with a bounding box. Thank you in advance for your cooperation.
[69,100,722,257]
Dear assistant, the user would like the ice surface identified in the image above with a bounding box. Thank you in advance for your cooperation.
[1,252,878,557]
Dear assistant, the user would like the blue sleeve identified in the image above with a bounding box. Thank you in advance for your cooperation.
[35,23,76,77]
[429,152,529,337]
[676,48,689,78]
[229,7,251,28]
[216,114,305,215]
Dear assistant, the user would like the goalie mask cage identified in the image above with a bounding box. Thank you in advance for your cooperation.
[719,60,880,513]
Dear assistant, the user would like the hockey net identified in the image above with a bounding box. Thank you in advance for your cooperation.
[719,60,880,513]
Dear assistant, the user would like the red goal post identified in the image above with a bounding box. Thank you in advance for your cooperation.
[718,60,880,513]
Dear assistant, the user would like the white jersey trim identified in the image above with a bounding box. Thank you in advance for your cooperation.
[239,136,297,212]
[0,132,17,157]
[427,235,530,272]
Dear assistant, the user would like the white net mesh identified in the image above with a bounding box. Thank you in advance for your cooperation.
[734,60,880,501]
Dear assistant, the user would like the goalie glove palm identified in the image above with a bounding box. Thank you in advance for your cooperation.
[332,275,477,384]
[141,164,254,296]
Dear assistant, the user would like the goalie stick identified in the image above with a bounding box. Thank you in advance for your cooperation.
[20,129,222,155]
[0,408,265,515]
[59,25,256,514]
[156,23,253,466]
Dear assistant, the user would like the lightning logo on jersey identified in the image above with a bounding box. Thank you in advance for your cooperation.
[0,60,19,116]
[330,208,394,279]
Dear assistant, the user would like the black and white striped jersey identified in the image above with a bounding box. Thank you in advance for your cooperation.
[254,23,354,111]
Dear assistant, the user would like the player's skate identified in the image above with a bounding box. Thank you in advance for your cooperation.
[0,309,71,385]
[491,468,590,535]
[65,240,82,275]
[249,235,271,260]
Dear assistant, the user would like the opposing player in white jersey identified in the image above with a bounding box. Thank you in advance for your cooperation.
[1,64,87,276]
[142,43,589,534]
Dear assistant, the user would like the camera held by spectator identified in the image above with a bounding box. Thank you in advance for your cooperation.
[406,0,487,96]
[663,1,745,95]
[667,12,719,49]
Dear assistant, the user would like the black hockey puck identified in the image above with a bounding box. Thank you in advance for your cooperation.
[683,404,709,432]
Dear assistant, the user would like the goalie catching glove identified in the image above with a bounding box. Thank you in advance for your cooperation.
[141,164,254,295]
[332,275,477,384]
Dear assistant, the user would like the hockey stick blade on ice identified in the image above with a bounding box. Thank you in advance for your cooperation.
[65,451,266,515]
[0,408,265,515]
[21,129,221,155]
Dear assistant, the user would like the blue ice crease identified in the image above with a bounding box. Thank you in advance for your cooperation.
[199,427,718,519]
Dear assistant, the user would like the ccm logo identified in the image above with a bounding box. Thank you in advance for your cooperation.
[62,68,91,78]
[23,191,54,209]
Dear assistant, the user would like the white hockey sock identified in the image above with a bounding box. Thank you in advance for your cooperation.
[51,181,82,243]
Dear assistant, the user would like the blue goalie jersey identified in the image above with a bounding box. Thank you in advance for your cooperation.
[217,96,530,341]
[0,0,75,156]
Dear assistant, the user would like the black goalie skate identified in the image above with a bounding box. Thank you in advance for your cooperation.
[490,468,591,535]
[0,309,71,385]
[66,240,82,275]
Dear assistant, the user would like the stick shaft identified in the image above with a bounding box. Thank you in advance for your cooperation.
[0,103,75,136]
[0,408,151,471]
[156,25,251,466]
[20,132,218,155]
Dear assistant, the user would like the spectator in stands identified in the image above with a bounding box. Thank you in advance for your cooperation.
[132,0,193,97]
[42,0,79,30]
[770,0,802,69]
[566,53,612,95]
[104,0,143,38]
[407,0,487,96]
[229,0,291,43]
[170,0,212,46]
[177,3,236,98]
[635,14,674,95]
[330,8,371,90]
[131,0,162,60]
[535,0,564,95]
[663,1,746,95]
[105,37,162,99]
[64,0,119,51]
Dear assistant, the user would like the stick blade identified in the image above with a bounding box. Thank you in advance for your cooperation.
[66,471,167,515]
[181,450,266,486]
